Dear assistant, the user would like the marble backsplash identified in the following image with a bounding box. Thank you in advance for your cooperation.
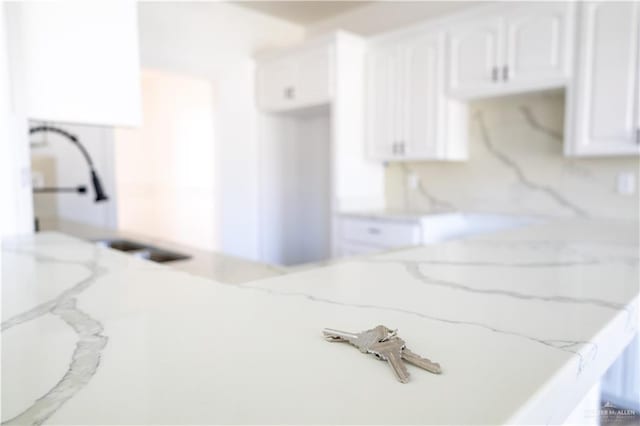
[386,90,639,220]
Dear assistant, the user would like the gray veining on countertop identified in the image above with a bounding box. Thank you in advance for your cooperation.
[242,276,602,376]
[2,216,638,425]
[2,247,108,426]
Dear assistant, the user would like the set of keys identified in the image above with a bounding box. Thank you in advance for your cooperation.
[322,325,442,383]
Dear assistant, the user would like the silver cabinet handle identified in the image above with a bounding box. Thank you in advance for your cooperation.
[367,227,381,235]
[392,142,405,156]
[502,65,509,81]
[491,66,498,82]
[284,87,295,99]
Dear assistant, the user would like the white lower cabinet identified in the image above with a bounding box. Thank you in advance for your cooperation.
[566,1,640,156]
[338,216,422,256]
[337,213,536,257]
[341,217,422,248]
[602,335,640,412]
[339,241,387,257]
[336,213,469,256]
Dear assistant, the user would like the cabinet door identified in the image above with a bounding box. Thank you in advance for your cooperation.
[296,45,333,107]
[636,29,640,146]
[340,217,421,248]
[569,1,640,155]
[366,48,398,159]
[447,19,502,96]
[338,242,383,257]
[6,1,141,127]
[504,2,571,87]
[256,57,297,112]
[402,36,440,158]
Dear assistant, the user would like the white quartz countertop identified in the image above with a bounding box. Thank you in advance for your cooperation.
[35,217,285,284]
[2,218,638,425]
[337,209,456,221]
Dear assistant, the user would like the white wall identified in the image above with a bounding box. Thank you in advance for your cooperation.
[114,70,217,252]
[1,3,33,238]
[135,2,304,260]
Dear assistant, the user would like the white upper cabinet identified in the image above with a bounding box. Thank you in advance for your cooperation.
[403,35,441,158]
[504,2,571,88]
[256,43,333,112]
[296,45,333,107]
[256,57,298,112]
[366,33,467,161]
[637,33,640,148]
[447,2,573,98]
[567,1,640,156]
[448,19,502,95]
[366,47,398,158]
[6,1,141,127]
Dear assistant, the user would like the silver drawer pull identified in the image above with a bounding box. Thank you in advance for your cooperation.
[367,227,381,235]
[284,87,295,99]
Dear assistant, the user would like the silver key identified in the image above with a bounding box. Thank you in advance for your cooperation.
[323,325,442,383]
[402,347,442,374]
[323,325,396,353]
[368,336,411,383]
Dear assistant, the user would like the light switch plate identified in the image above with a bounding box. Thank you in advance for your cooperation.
[407,173,419,190]
[31,171,44,188]
[616,172,636,195]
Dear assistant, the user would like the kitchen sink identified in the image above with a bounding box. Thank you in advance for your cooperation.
[96,239,147,252]
[94,239,191,263]
[132,247,191,263]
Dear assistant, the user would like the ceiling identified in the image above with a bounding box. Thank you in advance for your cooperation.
[233,1,374,26]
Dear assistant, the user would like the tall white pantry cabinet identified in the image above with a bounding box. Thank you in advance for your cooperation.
[255,32,384,265]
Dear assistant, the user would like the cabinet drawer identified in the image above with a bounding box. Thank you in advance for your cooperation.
[340,217,421,248]
[338,242,385,257]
